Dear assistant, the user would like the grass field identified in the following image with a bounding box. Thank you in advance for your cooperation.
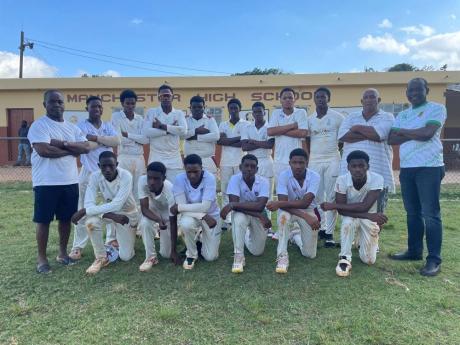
[0,182,459,345]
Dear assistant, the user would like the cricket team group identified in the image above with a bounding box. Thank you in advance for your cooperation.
[28,77,446,277]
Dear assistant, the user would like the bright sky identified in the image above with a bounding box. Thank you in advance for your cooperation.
[1,0,459,78]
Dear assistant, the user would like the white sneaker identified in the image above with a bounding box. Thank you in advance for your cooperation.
[232,254,246,273]
[276,254,289,274]
[139,256,159,272]
[183,257,196,270]
[86,257,109,274]
[336,257,352,277]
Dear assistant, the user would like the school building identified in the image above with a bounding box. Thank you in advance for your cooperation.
[1,71,460,165]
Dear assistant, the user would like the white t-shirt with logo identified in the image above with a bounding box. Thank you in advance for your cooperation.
[335,171,384,214]
[308,109,344,162]
[240,122,273,160]
[227,172,270,202]
[219,119,249,167]
[393,102,446,168]
[268,108,308,165]
[144,106,187,168]
[28,115,87,187]
[78,120,117,173]
[138,177,175,219]
[276,168,320,209]
[172,170,220,219]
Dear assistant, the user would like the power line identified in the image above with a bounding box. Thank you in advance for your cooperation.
[27,37,231,75]
[34,43,189,76]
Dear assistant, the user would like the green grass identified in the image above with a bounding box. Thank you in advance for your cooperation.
[0,183,459,345]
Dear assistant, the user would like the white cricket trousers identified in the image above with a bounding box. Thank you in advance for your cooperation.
[220,165,239,222]
[138,216,171,259]
[179,213,222,261]
[309,159,339,235]
[276,210,318,258]
[339,216,379,264]
[118,154,146,201]
[85,212,137,261]
[232,212,267,256]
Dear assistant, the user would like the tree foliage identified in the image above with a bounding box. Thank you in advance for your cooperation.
[233,68,289,76]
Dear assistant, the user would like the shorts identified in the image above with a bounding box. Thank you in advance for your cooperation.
[33,184,79,223]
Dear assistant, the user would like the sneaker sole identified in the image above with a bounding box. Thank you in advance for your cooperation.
[232,267,244,273]
[275,268,288,274]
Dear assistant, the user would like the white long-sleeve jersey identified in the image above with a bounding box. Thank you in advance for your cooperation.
[182,115,219,158]
[111,111,148,156]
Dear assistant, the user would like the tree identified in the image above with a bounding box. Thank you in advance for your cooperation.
[232,68,289,76]
[387,63,417,72]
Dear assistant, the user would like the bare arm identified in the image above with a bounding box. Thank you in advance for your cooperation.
[50,139,91,155]
[272,193,314,210]
[284,129,309,138]
[217,133,241,146]
[267,123,297,136]
[339,131,368,143]
[392,124,440,142]
[32,142,72,158]
[229,195,268,213]
[140,197,164,224]
[388,129,410,145]
[350,125,381,142]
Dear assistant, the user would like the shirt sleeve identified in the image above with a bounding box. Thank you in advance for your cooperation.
[306,171,320,196]
[197,118,220,142]
[370,173,384,191]
[296,109,308,130]
[335,175,347,194]
[226,175,240,197]
[276,172,288,196]
[143,109,167,138]
[27,121,50,144]
[218,121,226,134]
[240,125,249,140]
[373,113,395,141]
[426,103,447,127]
[393,111,402,129]
[85,171,133,216]
[202,174,217,202]
[258,177,270,198]
[164,183,176,217]
[137,175,149,200]
[166,111,187,136]
[267,111,278,129]
[337,114,353,139]
[73,125,88,142]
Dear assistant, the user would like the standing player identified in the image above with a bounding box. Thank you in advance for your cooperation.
[267,88,308,183]
[321,150,387,277]
[307,87,344,247]
[144,84,187,182]
[69,96,120,261]
[338,88,395,194]
[28,90,91,273]
[266,149,320,274]
[220,154,271,273]
[183,96,219,177]
[111,89,149,203]
[71,151,138,275]
[137,162,175,272]
[217,98,248,228]
[170,154,221,270]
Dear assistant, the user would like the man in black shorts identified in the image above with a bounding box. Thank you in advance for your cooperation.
[27,90,92,273]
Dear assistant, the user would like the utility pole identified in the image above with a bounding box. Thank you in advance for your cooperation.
[19,31,34,78]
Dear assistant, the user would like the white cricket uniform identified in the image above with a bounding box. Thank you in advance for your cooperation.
[276,168,320,258]
[84,168,138,261]
[183,115,219,176]
[227,172,270,255]
[111,111,148,201]
[268,108,308,184]
[144,106,187,182]
[72,120,118,251]
[218,119,249,220]
[307,109,344,235]
[336,171,384,264]
[338,110,395,193]
[137,177,175,259]
[173,171,221,261]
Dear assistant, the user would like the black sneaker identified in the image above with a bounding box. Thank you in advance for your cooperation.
[318,230,327,240]
[196,241,204,259]
[324,233,336,248]
[183,257,196,270]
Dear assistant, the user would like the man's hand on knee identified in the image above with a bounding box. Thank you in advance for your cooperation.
[203,214,217,228]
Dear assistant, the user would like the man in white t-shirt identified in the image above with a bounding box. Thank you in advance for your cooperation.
[69,96,120,261]
[388,78,446,277]
[28,90,91,274]
[143,84,187,183]
[217,98,248,228]
[321,150,387,277]
[338,88,395,193]
[221,154,272,273]
[266,148,321,274]
[170,154,221,270]
[111,89,149,202]
[182,96,219,177]
[308,87,344,247]
[137,161,175,272]
[267,87,309,184]
[71,151,138,275]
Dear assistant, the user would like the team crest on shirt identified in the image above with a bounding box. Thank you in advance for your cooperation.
[418,111,424,117]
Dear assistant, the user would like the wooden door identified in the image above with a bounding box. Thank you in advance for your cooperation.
[7,109,34,162]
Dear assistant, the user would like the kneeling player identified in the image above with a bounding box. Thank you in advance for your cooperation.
[320,150,387,277]
[137,161,175,272]
[71,151,138,274]
[266,148,321,274]
[170,154,221,270]
[220,154,271,273]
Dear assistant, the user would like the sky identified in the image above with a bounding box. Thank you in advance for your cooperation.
[1,0,460,78]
